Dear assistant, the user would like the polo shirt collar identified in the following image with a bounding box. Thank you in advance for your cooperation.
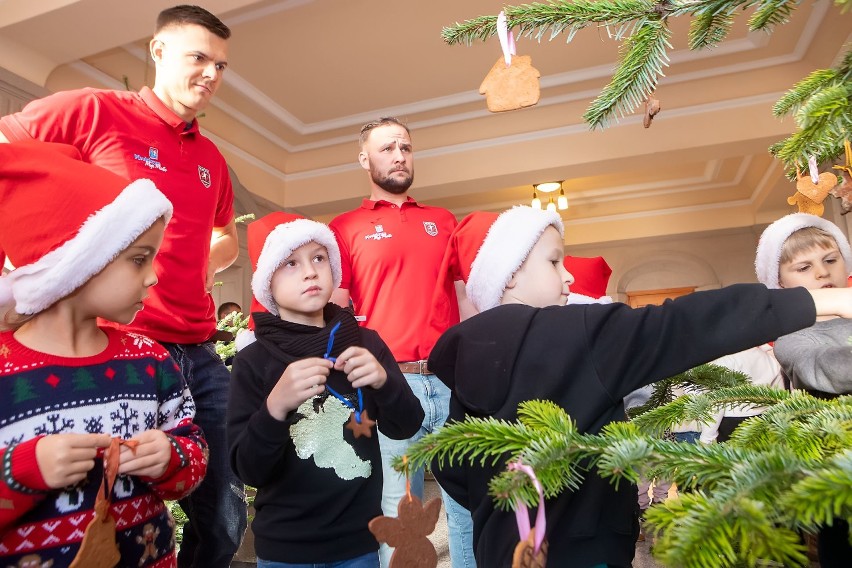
[139,86,200,135]
[361,195,422,210]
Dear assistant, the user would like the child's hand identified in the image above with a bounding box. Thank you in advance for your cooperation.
[334,346,387,389]
[35,433,111,489]
[810,288,852,319]
[119,430,172,479]
[267,357,332,420]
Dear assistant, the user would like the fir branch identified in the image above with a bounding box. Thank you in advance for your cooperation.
[583,18,673,127]
[748,0,800,32]
[773,68,838,117]
[780,448,852,531]
[688,11,735,49]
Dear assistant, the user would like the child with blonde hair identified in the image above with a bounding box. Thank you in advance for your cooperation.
[0,142,207,567]
[427,206,852,568]
[755,212,852,566]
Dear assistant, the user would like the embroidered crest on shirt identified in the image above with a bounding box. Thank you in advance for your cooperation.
[364,224,393,241]
[198,166,211,188]
[423,221,439,237]
[290,396,371,480]
[132,147,167,172]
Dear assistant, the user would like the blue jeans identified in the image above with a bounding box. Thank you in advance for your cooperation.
[257,551,379,568]
[163,342,247,568]
[674,431,700,444]
[378,373,476,568]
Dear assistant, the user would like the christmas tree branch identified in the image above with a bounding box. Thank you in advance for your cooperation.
[398,384,852,566]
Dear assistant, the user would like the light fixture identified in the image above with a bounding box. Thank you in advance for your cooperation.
[534,181,562,193]
[546,198,557,212]
[531,181,562,209]
[531,190,542,209]
[557,187,568,210]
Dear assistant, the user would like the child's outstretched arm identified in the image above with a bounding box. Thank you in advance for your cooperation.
[1,433,111,533]
[808,287,852,318]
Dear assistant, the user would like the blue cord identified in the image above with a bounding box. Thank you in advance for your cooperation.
[322,320,363,423]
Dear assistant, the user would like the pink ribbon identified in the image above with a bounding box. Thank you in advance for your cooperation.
[507,460,546,554]
[496,11,516,67]
[807,155,820,184]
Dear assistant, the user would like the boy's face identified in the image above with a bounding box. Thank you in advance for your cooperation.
[76,219,165,324]
[270,242,334,326]
[503,226,574,308]
[779,244,848,290]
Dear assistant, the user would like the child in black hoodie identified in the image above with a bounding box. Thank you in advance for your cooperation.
[227,212,423,567]
[425,206,852,568]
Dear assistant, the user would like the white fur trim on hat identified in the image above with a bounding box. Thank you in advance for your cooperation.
[251,219,342,316]
[466,206,564,312]
[755,213,852,288]
[5,179,172,315]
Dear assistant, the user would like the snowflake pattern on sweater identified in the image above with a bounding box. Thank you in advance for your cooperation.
[0,328,208,567]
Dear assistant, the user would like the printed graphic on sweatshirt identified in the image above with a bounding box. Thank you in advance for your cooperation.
[290,396,371,480]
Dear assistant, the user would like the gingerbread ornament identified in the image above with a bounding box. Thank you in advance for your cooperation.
[788,162,837,216]
[346,409,376,439]
[507,461,548,568]
[69,438,138,568]
[479,11,540,113]
[369,457,441,568]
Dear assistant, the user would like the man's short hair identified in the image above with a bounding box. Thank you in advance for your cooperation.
[217,301,242,320]
[156,5,231,39]
[359,117,410,149]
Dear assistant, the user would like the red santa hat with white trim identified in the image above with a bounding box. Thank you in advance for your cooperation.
[248,211,342,317]
[424,206,563,353]
[0,141,172,316]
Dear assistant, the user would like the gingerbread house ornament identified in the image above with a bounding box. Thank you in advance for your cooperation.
[479,11,541,113]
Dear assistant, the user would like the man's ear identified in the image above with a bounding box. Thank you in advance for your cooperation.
[150,38,164,63]
[358,150,369,171]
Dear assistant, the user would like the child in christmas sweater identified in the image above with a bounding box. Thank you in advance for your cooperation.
[226,213,423,567]
[0,142,207,568]
[425,206,852,568]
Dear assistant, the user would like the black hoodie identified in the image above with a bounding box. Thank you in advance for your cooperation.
[428,284,815,567]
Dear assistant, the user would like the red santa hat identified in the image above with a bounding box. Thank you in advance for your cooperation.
[755,213,852,288]
[0,141,172,316]
[564,255,613,304]
[424,207,563,353]
[248,211,341,317]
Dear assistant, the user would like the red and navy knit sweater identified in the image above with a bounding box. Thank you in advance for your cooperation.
[0,327,208,568]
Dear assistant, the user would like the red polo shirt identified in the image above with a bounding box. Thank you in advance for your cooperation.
[0,87,234,344]
[330,198,458,362]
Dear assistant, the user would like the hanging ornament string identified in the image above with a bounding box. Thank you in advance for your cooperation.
[807,155,820,184]
[403,455,412,502]
[321,319,375,437]
[496,10,516,67]
[323,321,341,362]
[507,460,547,556]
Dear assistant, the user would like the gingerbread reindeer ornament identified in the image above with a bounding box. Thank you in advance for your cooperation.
[69,437,138,568]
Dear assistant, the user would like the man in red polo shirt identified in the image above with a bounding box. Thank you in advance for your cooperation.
[0,6,245,567]
[330,117,475,568]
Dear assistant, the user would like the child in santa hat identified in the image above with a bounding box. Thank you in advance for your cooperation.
[0,141,207,567]
[754,212,852,567]
[425,206,852,568]
[226,212,423,567]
